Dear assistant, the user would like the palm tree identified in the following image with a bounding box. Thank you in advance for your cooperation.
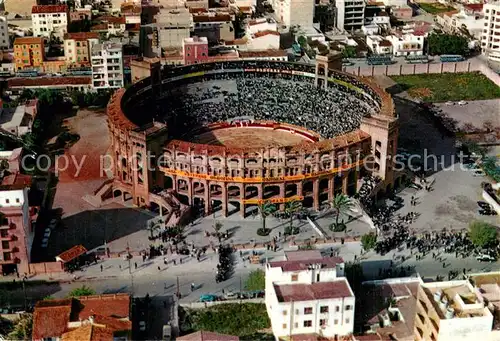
[258,201,276,233]
[284,199,302,235]
[329,194,353,231]
[213,221,223,240]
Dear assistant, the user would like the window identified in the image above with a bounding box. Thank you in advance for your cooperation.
[334,319,338,325]
[282,323,287,329]
[1,241,8,249]
[291,274,298,281]
[345,305,352,311]
[320,319,327,326]
[320,306,329,313]
[5,199,9,204]
[15,198,20,203]
[303,320,312,327]
[345,318,350,324]
[304,307,313,315]
[282,310,288,316]
[335,306,340,312]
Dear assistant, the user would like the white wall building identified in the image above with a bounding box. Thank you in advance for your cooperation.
[265,251,355,340]
[335,0,365,31]
[0,16,9,50]
[481,1,500,63]
[91,42,124,89]
[247,18,278,35]
[154,7,193,49]
[386,32,425,56]
[31,5,69,38]
[367,35,393,55]
[247,30,280,50]
[436,9,484,39]
[272,0,314,31]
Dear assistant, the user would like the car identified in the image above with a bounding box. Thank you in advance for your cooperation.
[445,101,454,105]
[476,254,496,262]
[479,209,498,216]
[473,170,485,176]
[224,292,238,300]
[477,201,491,209]
[199,294,218,302]
[457,100,467,106]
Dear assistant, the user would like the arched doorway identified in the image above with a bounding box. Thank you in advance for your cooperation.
[264,185,281,199]
[245,186,258,199]
[228,185,241,198]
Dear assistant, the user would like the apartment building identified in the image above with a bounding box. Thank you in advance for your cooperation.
[91,42,124,89]
[272,0,314,30]
[265,250,355,340]
[415,280,494,341]
[31,5,69,38]
[90,16,126,37]
[154,7,193,49]
[64,32,100,65]
[0,16,9,50]
[13,37,45,71]
[335,0,365,31]
[193,12,235,43]
[481,1,500,62]
[366,35,393,55]
[0,170,37,275]
[247,18,278,35]
[183,36,208,65]
[436,9,484,39]
[246,31,280,51]
[386,32,425,56]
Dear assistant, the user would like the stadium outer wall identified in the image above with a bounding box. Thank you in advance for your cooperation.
[105,58,401,218]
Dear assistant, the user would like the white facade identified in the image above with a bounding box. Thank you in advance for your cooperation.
[91,43,124,89]
[273,0,314,30]
[366,35,393,55]
[247,31,280,50]
[247,18,278,35]
[386,33,425,56]
[155,7,193,49]
[32,8,68,38]
[335,0,365,31]
[265,251,355,340]
[481,2,500,62]
[0,16,9,49]
[436,9,484,39]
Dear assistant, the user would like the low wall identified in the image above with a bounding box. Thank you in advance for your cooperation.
[29,261,64,274]
[342,60,481,77]
[180,298,264,309]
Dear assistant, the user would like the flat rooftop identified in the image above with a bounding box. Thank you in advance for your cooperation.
[274,278,353,302]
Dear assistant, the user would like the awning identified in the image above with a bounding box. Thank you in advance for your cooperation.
[55,245,87,263]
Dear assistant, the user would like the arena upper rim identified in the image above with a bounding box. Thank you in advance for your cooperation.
[107,60,395,154]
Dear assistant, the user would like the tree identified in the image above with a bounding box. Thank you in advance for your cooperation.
[167,225,184,242]
[258,201,276,235]
[7,314,32,341]
[245,269,265,291]
[297,36,307,48]
[342,46,356,59]
[361,232,377,251]
[469,220,498,248]
[213,221,223,241]
[148,221,159,239]
[329,194,353,232]
[428,33,468,56]
[67,285,95,297]
[284,199,302,236]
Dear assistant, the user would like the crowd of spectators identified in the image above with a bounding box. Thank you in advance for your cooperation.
[143,71,375,139]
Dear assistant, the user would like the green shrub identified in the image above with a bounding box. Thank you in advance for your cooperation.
[256,228,270,236]
[245,270,265,291]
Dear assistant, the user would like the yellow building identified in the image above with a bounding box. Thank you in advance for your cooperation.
[13,37,45,71]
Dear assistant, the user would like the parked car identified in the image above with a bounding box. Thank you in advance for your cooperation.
[199,294,219,302]
[476,254,496,262]
[445,101,454,105]
[457,100,467,106]
[477,201,491,209]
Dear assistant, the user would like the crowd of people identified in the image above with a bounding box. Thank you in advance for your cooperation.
[125,61,382,139]
[152,72,374,139]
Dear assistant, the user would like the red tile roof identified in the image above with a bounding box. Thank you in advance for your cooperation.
[8,77,92,87]
[193,14,231,22]
[56,245,87,263]
[253,30,280,38]
[33,299,72,340]
[464,3,483,12]
[76,294,130,320]
[32,5,68,14]
[14,37,44,45]
[64,32,99,41]
[274,279,353,302]
[379,40,392,47]
[238,50,287,58]
[98,15,126,24]
[91,24,108,31]
[1,173,32,187]
[177,331,239,341]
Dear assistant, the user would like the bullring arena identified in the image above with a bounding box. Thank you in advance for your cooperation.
[99,57,401,222]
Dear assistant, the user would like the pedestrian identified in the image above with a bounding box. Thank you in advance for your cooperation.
[119,265,122,271]
[100,265,103,272]
[158,266,161,271]
[164,257,167,265]
[163,301,167,308]
[191,283,195,291]
[134,262,138,269]
[442,262,446,268]
[222,289,225,294]
[180,258,182,264]
[173,259,177,265]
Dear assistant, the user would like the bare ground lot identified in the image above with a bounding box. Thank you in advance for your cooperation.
[434,100,500,131]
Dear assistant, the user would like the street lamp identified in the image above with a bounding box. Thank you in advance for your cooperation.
[22,275,27,311]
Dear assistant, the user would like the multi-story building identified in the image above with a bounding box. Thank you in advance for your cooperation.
[192,11,235,43]
[481,1,500,62]
[415,280,494,341]
[183,36,209,65]
[0,16,9,50]
[130,57,161,83]
[154,7,193,49]
[246,30,280,51]
[265,250,355,340]
[386,32,425,57]
[90,16,126,37]
[247,18,278,35]
[272,0,314,30]
[64,32,100,66]
[4,0,36,16]
[121,3,142,24]
[366,35,393,55]
[436,9,484,39]
[31,5,69,38]
[91,42,124,89]
[335,0,365,31]
[0,169,38,275]
[13,37,45,71]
